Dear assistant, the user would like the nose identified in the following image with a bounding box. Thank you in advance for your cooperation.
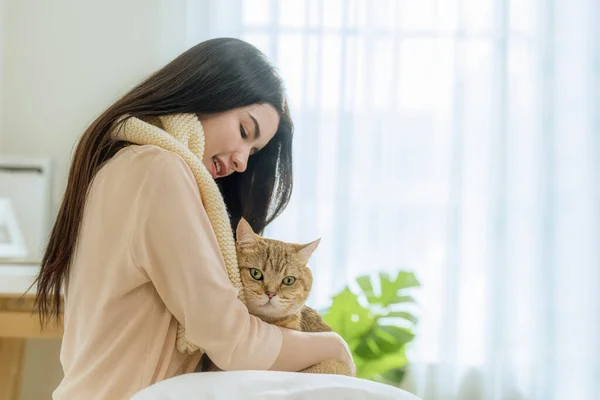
[266,291,276,299]
[231,152,248,173]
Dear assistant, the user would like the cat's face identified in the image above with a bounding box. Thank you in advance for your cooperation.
[235,218,320,321]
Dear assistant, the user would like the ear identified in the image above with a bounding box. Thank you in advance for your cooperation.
[296,238,321,264]
[236,217,258,248]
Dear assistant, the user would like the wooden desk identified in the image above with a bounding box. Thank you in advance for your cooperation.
[0,264,63,400]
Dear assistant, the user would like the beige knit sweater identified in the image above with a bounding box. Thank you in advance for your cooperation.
[114,114,244,354]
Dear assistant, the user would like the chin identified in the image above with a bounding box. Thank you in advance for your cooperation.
[250,302,284,320]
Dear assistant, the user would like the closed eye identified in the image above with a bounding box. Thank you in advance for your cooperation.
[241,122,259,155]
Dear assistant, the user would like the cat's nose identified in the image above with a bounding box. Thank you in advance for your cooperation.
[266,291,277,299]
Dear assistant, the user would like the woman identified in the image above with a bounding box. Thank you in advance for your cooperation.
[34,38,353,399]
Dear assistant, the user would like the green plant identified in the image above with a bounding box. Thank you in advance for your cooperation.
[322,271,420,385]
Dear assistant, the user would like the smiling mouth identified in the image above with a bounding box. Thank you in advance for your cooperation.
[212,157,226,178]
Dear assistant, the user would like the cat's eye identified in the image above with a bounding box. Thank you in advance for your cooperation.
[282,276,296,286]
[249,268,263,280]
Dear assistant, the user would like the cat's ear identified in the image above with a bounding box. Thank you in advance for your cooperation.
[236,217,258,248]
[296,238,321,264]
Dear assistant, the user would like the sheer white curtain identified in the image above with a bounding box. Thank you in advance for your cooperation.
[186,0,599,399]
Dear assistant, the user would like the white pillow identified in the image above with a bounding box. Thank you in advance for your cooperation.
[131,371,421,400]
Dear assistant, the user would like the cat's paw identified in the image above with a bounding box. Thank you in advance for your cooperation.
[300,359,355,377]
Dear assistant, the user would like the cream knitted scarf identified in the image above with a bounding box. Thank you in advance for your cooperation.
[113,113,244,355]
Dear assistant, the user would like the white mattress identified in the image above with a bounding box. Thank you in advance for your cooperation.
[131,370,421,399]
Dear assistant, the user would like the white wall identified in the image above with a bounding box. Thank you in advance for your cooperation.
[0,1,206,398]
[0,0,5,153]
[1,0,195,211]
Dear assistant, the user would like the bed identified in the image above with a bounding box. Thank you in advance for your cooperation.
[131,370,421,399]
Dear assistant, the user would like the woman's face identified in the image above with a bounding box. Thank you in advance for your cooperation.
[199,104,280,179]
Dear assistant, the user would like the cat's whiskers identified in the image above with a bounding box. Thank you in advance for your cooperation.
[234,218,320,327]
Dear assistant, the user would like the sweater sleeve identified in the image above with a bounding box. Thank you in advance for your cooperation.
[129,150,282,371]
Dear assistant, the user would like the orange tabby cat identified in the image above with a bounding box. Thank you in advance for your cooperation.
[200,218,353,376]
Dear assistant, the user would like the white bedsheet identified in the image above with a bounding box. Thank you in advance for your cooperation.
[131,371,421,400]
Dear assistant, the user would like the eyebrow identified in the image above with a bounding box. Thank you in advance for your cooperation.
[248,113,261,139]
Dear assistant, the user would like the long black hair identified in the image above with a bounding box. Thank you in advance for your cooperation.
[34,38,293,325]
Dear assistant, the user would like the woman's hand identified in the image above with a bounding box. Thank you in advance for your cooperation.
[269,329,356,374]
[327,332,356,376]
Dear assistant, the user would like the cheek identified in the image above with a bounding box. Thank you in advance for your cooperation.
[242,277,266,296]
[279,285,307,302]
[202,116,240,156]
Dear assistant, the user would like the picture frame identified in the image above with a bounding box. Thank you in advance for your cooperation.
[0,197,27,259]
[0,155,52,263]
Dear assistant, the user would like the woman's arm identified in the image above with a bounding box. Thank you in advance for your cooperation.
[129,150,352,372]
[271,329,355,374]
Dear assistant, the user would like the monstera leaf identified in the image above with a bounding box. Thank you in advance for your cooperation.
[322,270,420,384]
[356,351,408,381]
[357,271,420,308]
[354,325,415,360]
[323,288,374,346]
